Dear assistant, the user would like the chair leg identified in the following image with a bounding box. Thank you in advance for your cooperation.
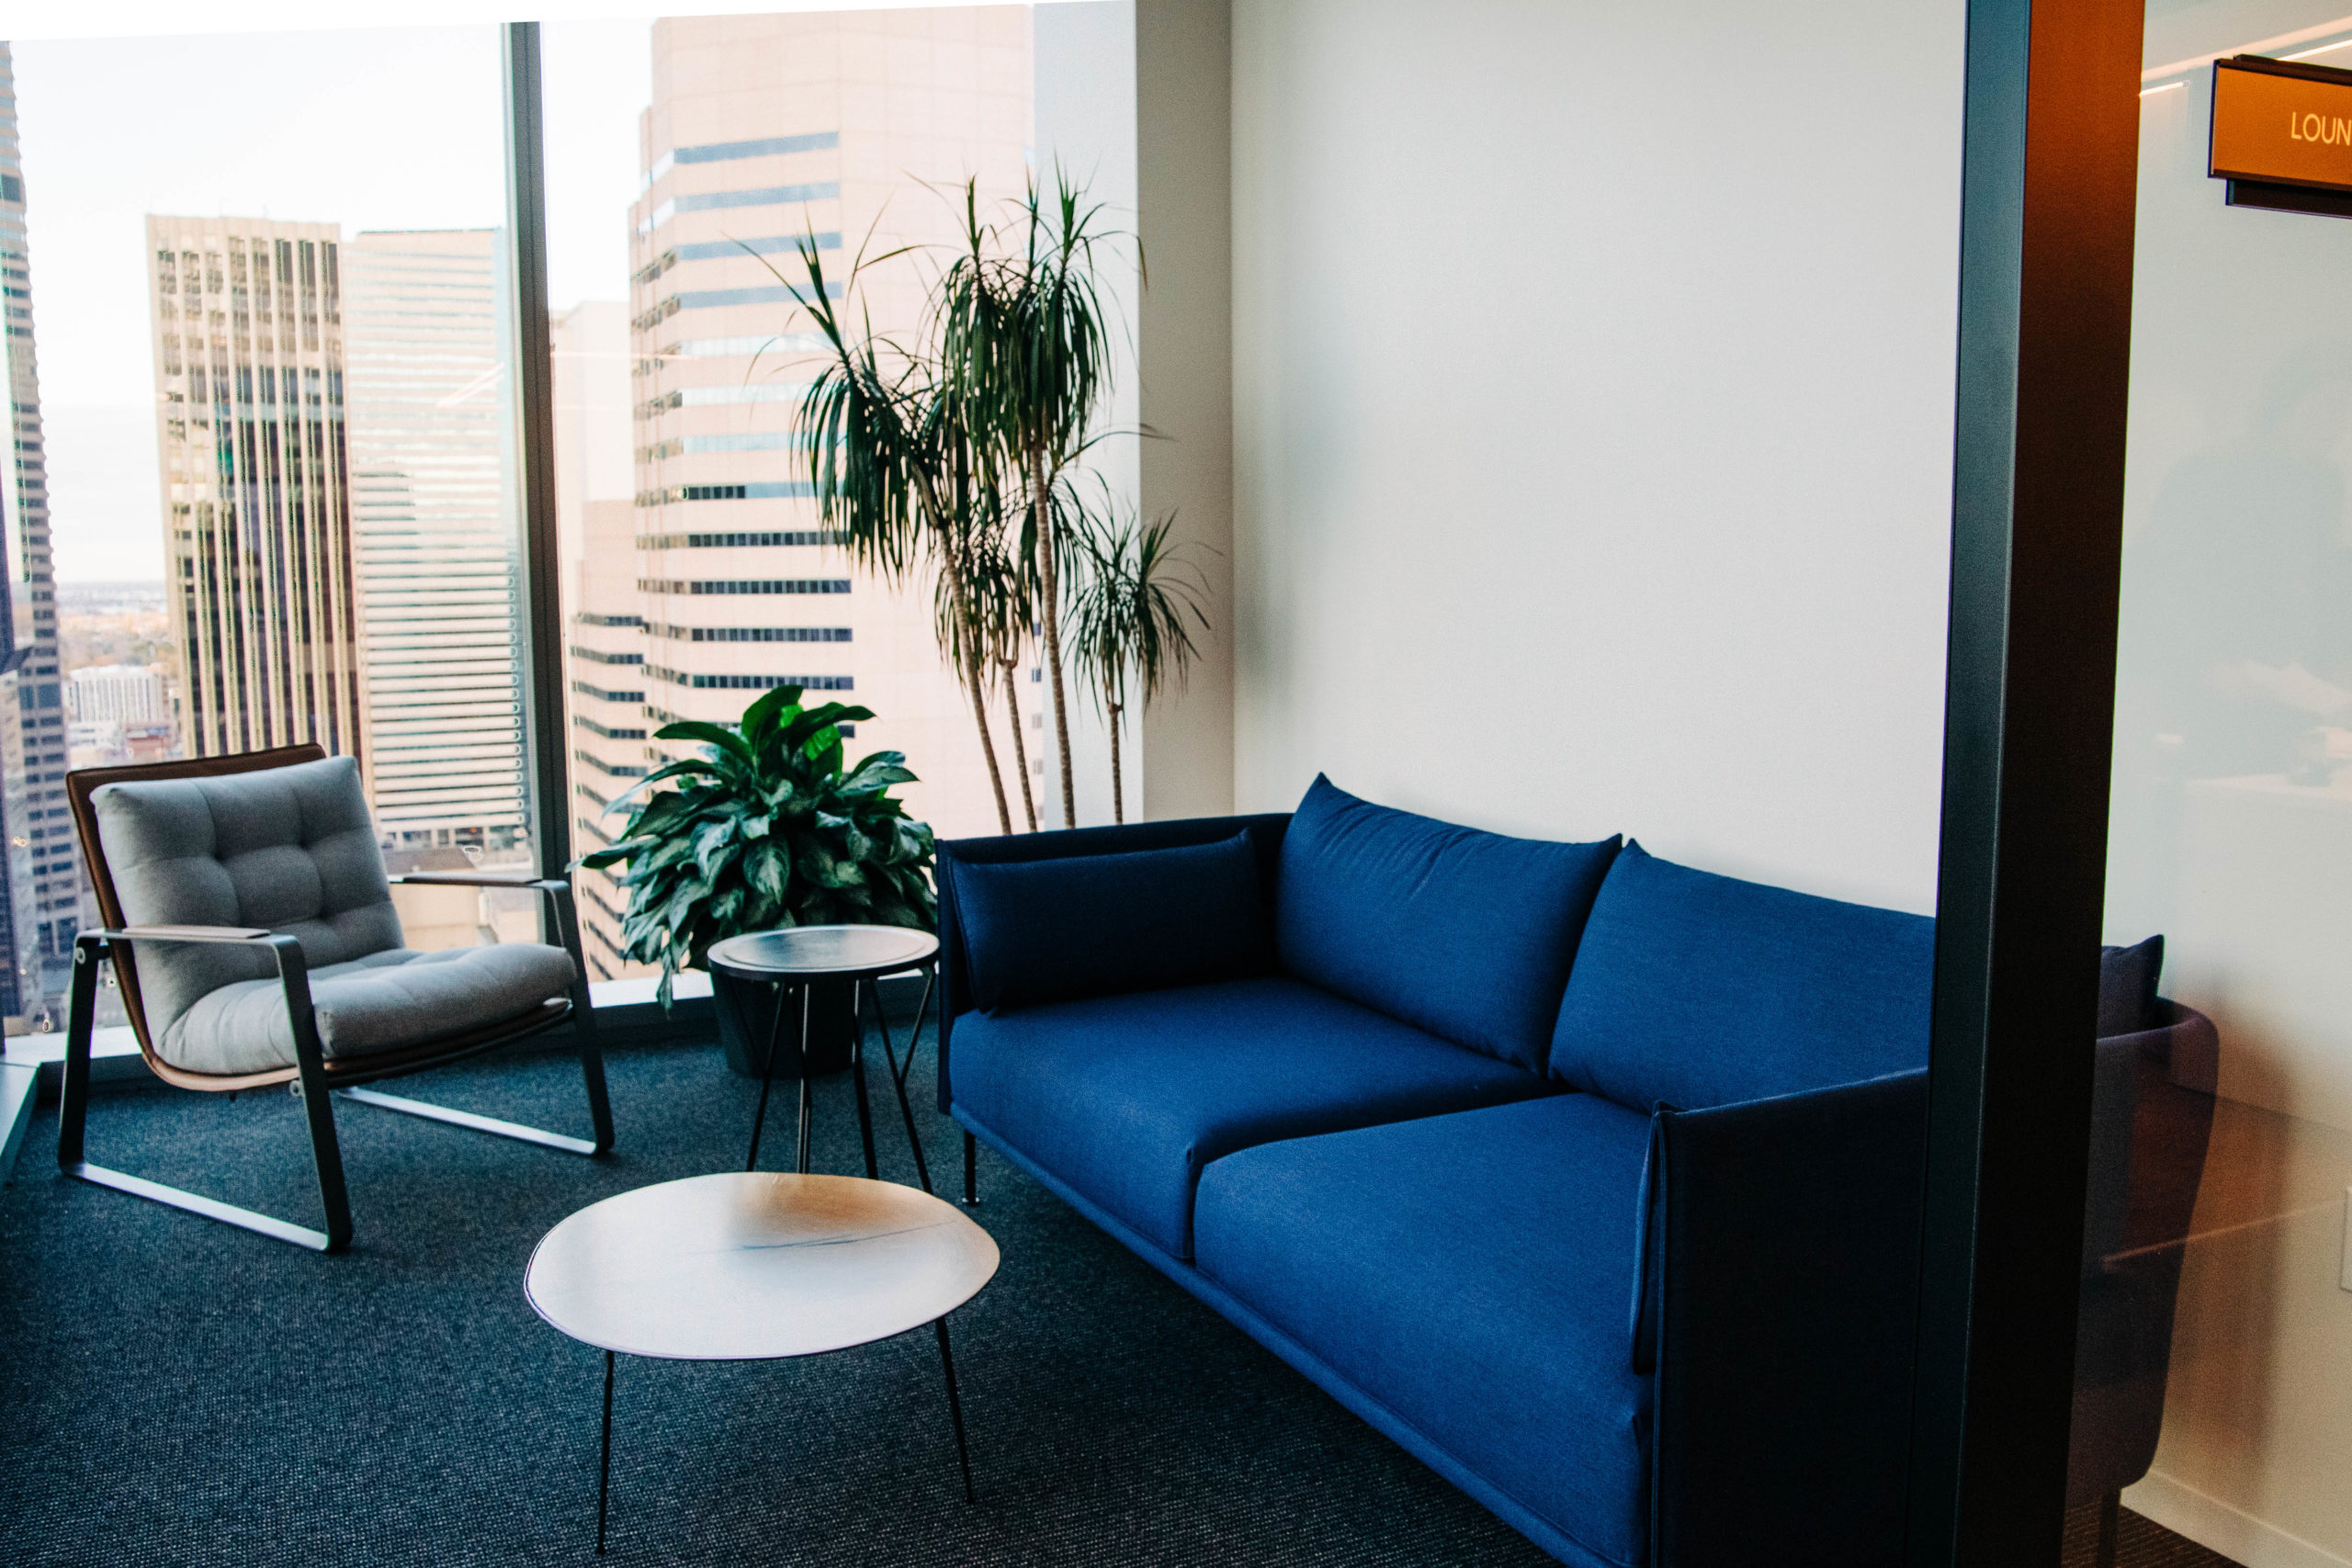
[964,1130,978,1208]
[573,972,616,1156]
[60,936,352,1252]
[2096,1490,2120,1568]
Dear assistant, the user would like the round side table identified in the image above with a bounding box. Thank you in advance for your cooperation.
[707,925,940,1190]
[526,1171,999,1554]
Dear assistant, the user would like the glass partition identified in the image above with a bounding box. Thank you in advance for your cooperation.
[2072,8,2352,1562]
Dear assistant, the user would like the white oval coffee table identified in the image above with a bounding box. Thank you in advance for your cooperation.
[526,1170,1000,1554]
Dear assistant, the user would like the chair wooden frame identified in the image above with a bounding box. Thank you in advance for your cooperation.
[59,743,615,1252]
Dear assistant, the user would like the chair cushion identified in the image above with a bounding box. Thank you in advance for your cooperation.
[949,975,1555,1258]
[158,942,579,1076]
[1274,775,1621,1071]
[1194,1095,1656,1568]
[945,830,1271,1012]
[92,756,404,1052]
[1549,843,1934,1111]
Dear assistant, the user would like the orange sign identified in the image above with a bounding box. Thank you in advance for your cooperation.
[2211,56,2352,193]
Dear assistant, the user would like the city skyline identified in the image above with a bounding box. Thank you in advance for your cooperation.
[1,39,74,1029]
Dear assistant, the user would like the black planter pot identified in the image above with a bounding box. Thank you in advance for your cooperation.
[709,966,857,1078]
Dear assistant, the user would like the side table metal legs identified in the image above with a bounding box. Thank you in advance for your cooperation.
[850,982,880,1180]
[743,964,939,1187]
[933,1316,976,1504]
[597,1349,615,1555]
[865,968,935,1194]
[745,982,811,1174]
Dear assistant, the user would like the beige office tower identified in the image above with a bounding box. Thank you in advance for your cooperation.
[622,8,1036,845]
[144,217,363,764]
[551,299,655,979]
[340,229,529,853]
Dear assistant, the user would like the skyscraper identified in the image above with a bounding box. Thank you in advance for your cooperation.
[341,228,528,852]
[0,42,73,1028]
[144,215,364,765]
[614,8,1036,846]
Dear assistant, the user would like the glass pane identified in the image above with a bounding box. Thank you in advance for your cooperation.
[543,6,1138,985]
[6,27,525,998]
[2080,8,2352,1562]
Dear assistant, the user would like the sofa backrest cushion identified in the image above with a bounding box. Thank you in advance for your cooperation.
[92,754,404,1050]
[1550,843,1933,1111]
[2098,934,2165,1037]
[947,830,1272,1012]
[1274,775,1621,1072]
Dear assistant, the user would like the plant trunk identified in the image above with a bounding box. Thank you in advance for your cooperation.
[963,648,1012,834]
[1032,448,1077,829]
[1001,656,1039,830]
[927,518,1012,835]
[1106,687,1125,824]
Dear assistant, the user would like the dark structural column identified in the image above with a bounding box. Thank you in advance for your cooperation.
[503,21,573,883]
[1909,0,2143,1562]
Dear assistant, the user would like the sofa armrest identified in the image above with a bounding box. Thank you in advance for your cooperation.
[1646,1067,1928,1567]
[934,813,1291,1111]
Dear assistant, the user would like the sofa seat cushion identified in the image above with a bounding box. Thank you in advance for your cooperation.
[1194,1094,1655,1568]
[158,942,578,1077]
[949,976,1555,1258]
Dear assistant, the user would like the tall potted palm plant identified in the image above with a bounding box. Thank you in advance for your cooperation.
[938,173,1129,830]
[784,225,1021,833]
[1068,511,1208,823]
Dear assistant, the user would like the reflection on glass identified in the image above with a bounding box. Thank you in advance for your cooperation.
[2081,11,2352,1562]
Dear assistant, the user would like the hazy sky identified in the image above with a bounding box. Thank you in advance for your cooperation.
[14,21,652,581]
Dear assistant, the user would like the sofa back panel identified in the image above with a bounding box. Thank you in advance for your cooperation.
[1550,843,1933,1110]
[1274,775,1621,1073]
[936,814,1290,1022]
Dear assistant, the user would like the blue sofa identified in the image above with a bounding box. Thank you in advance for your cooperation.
[935,778,1938,1568]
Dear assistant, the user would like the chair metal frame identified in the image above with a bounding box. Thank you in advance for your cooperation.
[59,743,615,1253]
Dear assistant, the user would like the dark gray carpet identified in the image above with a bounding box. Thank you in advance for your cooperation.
[0,1031,1555,1566]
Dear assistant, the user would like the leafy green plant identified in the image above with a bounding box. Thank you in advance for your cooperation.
[577,684,937,1006]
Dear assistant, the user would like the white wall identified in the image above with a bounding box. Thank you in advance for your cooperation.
[1229,0,1965,911]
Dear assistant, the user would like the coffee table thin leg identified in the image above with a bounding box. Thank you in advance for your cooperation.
[746,980,792,1172]
[933,1316,975,1504]
[850,982,879,1180]
[795,982,815,1175]
[872,975,933,1194]
[597,1349,615,1555]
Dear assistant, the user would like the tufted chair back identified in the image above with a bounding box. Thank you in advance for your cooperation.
[77,750,404,1051]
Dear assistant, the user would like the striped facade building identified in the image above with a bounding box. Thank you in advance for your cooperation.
[143,215,364,767]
